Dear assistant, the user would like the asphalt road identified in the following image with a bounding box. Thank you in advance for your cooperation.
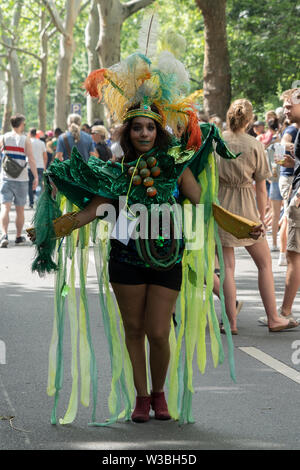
[0,206,300,451]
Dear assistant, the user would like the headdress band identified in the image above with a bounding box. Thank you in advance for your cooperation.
[123,104,163,126]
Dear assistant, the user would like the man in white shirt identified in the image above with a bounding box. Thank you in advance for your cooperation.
[29,128,47,208]
[0,114,38,247]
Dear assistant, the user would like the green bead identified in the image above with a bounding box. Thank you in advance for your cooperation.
[140,168,150,178]
[138,160,147,170]
[147,156,157,168]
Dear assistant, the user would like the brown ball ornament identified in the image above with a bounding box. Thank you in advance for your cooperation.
[146,186,157,197]
[132,175,142,185]
[128,166,138,177]
[151,166,161,177]
[138,160,147,170]
[143,177,154,187]
[140,168,151,178]
[146,156,157,168]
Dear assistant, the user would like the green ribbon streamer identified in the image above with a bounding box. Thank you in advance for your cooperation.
[59,230,78,425]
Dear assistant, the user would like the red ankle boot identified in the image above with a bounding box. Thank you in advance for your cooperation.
[151,391,171,420]
[131,396,151,423]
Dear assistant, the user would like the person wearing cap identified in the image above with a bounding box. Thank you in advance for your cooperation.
[91,125,112,162]
[253,121,265,138]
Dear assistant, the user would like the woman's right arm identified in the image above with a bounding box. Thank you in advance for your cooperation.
[27,195,111,242]
[74,195,111,228]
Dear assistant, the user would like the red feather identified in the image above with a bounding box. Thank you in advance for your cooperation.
[83,69,107,99]
[186,109,202,150]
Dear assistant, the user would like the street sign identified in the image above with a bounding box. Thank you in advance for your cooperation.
[71,103,82,115]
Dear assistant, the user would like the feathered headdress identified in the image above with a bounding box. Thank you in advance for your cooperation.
[84,12,201,150]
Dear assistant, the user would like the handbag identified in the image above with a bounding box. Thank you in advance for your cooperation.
[2,137,27,178]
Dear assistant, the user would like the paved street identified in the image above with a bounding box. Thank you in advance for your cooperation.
[0,206,300,451]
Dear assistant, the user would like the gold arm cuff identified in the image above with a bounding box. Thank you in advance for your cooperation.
[26,212,80,242]
[53,211,81,238]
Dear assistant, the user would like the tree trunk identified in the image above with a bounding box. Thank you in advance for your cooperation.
[96,1,123,68]
[1,66,13,133]
[195,0,231,121]
[38,11,48,132]
[10,3,24,115]
[53,0,82,130]
[96,0,155,67]
[96,0,155,124]
[85,0,104,125]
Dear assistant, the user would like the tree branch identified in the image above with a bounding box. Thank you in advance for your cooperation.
[0,40,42,62]
[24,4,41,19]
[122,0,156,20]
[80,0,92,13]
[42,0,66,35]
[48,27,57,39]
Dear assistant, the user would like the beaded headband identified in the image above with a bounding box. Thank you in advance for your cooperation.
[123,104,163,126]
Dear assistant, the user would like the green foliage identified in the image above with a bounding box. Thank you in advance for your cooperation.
[1,0,300,128]
[227,0,300,113]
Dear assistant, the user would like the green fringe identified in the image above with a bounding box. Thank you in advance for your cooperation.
[31,179,62,276]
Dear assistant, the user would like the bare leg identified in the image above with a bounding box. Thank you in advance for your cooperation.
[245,240,291,328]
[222,246,237,330]
[281,251,300,316]
[270,200,282,248]
[145,285,179,393]
[279,216,288,253]
[15,205,25,238]
[0,202,11,235]
[111,283,149,396]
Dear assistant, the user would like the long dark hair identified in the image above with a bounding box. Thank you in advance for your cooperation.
[119,104,172,161]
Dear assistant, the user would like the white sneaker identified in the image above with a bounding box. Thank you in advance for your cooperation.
[278,253,287,266]
[270,245,279,252]
[0,234,9,248]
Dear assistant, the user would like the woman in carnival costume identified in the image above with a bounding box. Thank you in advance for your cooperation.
[28,23,263,426]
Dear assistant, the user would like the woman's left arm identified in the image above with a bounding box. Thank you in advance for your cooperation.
[178,167,201,205]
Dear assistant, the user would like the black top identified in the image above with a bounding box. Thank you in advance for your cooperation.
[95,142,112,162]
[280,125,298,176]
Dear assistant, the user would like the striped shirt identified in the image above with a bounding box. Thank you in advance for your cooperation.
[1,131,28,182]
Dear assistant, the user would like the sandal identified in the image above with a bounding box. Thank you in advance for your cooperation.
[258,308,300,326]
[219,299,242,335]
[269,318,299,332]
[220,325,238,335]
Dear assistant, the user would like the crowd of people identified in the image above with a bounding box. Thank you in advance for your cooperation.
[0,91,299,337]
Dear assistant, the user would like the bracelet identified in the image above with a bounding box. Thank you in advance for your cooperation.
[53,211,80,238]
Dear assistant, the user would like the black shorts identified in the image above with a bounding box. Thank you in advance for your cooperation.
[108,258,182,292]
